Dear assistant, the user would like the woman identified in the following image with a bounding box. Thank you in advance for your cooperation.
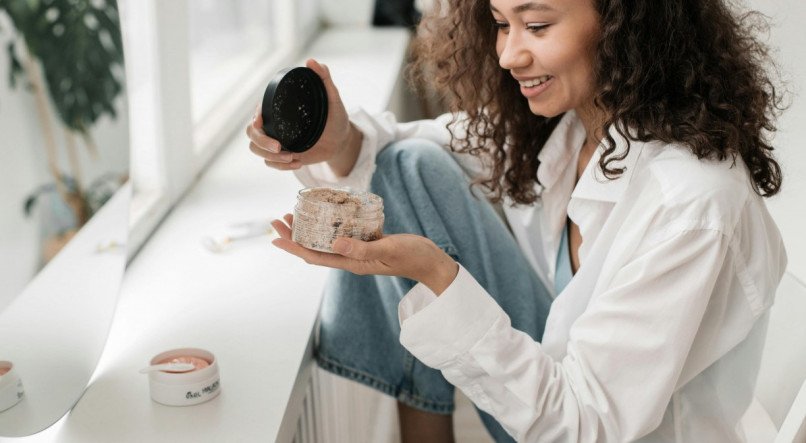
[246,0,788,441]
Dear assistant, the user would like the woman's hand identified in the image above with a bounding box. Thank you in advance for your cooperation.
[246,58,360,175]
[271,214,460,295]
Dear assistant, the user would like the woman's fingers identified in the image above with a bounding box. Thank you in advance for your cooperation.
[271,214,295,242]
[271,208,401,277]
[252,102,262,127]
[272,237,354,270]
[247,123,303,170]
[249,142,293,162]
[248,61,351,170]
[264,160,302,171]
[331,237,390,261]
[269,220,392,275]
[270,218,292,240]
[246,121,282,153]
[271,224,451,289]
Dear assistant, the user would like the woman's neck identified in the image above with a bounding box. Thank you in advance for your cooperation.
[574,102,609,179]
[575,102,608,147]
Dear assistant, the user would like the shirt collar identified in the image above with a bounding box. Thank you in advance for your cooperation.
[536,110,586,192]
[570,122,646,204]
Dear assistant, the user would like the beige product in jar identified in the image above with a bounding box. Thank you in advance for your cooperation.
[145,348,221,407]
[292,187,384,253]
[155,356,210,372]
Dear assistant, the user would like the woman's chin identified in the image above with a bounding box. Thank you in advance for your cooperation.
[527,101,564,118]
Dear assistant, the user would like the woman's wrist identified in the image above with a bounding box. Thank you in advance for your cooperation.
[326,122,363,177]
[420,255,459,296]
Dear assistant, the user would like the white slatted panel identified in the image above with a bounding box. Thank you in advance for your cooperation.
[288,365,493,442]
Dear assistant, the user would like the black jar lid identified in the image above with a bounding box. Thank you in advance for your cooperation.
[261,67,328,153]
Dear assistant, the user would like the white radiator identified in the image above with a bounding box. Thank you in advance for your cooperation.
[291,375,321,443]
[289,366,400,443]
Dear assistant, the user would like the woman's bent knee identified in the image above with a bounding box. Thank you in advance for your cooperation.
[377,139,454,170]
[375,138,464,187]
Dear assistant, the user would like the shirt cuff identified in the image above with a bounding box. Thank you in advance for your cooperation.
[292,108,379,191]
[398,265,506,368]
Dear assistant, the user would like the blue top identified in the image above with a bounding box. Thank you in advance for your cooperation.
[554,221,574,296]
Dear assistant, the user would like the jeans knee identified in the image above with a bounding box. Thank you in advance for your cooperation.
[376,138,457,179]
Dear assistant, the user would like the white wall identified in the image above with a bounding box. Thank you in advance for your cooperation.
[743,0,806,427]
[320,0,373,26]
[746,0,806,283]
[0,13,130,310]
[0,27,40,311]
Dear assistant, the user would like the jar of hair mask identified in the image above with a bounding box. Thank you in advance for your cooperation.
[0,361,24,412]
[292,187,384,253]
[146,348,220,407]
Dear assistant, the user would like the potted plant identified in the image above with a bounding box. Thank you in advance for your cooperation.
[0,0,126,262]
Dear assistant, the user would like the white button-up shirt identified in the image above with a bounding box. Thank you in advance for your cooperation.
[294,109,787,442]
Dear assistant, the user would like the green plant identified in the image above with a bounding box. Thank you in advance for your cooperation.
[0,0,125,231]
[2,0,124,134]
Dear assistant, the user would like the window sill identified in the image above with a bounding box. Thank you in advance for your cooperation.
[35,26,412,442]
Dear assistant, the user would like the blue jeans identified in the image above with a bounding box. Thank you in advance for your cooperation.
[315,139,553,442]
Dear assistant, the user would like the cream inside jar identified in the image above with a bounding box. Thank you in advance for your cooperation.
[292,187,384,253]
[156,356,210,373]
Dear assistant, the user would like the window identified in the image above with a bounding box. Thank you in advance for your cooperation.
[188,0,277,129]
[120,0,320,256]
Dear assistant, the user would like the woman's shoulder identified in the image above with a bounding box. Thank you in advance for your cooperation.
[640,141,751,196]
[636,140,757,228]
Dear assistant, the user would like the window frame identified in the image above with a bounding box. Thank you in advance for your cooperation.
[120,0,319,258]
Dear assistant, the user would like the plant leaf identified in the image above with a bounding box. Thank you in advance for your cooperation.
[2,0,125,133]
[6,41,25,88]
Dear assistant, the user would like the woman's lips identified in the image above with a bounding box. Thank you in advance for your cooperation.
[520,76,554,98]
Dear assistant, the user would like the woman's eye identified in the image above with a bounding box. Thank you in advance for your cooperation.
[493,21,510,32]
[526,23,550,33]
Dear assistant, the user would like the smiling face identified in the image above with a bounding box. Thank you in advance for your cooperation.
[491,0,601,118]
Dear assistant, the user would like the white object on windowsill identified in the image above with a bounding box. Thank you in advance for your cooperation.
[201,220,275,253]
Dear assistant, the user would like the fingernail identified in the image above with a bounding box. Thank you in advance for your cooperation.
[272,143,282,153]
[332,239,351,254]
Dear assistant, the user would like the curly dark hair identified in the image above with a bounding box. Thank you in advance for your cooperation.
[409,0,786,205]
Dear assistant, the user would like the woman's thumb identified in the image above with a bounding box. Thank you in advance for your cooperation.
[332,238,355,256]
[333,237,387,261]
[305,58,340,103]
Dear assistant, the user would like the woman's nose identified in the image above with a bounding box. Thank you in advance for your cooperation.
[498,33,532,70]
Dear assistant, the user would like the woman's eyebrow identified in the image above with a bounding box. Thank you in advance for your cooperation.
[490,2,556,14]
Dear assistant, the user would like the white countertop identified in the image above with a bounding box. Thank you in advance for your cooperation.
[56,135,329,442]
[8,27,411,442]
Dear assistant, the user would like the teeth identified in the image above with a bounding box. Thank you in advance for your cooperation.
[519,75,552,88]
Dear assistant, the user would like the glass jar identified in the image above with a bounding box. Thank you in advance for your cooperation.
[292,187,384,253]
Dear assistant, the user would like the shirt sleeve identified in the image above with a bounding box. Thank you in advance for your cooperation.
[399,229,731,442]
[293,108,489,191]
